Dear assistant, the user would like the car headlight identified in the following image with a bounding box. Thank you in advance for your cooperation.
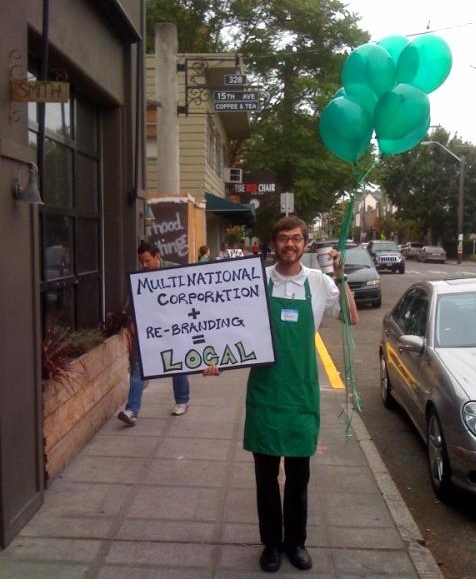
[365,279,381,287]
[462,402,476,436]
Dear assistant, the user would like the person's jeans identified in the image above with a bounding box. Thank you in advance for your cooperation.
[172,373,190,404]
[125,357,190,416]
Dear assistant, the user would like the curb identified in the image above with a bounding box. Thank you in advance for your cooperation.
[350,407,445,579]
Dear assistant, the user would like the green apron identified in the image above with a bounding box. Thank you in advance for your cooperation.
[244,278,320,457]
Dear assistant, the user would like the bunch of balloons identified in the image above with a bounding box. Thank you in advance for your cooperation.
[319,34,452,162]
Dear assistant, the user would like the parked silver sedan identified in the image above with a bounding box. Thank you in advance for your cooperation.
[379,278,476,501]
[417,245,447,263]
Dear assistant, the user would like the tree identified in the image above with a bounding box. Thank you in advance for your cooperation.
[377,128,476,246]
[146,0,373,236]
[146,0,225,52]
[226,0,371,232]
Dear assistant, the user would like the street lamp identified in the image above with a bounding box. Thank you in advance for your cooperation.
[421,140,465,264]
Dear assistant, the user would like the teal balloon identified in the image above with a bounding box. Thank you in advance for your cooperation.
[378,35,409,65]
[397,35,452,93]
[319,95,373,163]
[374,83,430,140]
[342,43,396,97]
[332,85,378,116]
[344,84,379,116]
[378,114,430,155]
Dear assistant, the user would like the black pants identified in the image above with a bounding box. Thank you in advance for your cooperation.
[253,453,310,548]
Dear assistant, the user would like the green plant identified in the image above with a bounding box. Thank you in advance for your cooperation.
[42,303,134,388]
[41,326,78,384]
[101,304,134,353]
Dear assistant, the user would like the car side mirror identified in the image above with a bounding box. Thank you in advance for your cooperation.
[398,335,425,354]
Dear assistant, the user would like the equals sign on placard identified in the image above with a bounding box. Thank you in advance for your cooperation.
[192,334,206,344]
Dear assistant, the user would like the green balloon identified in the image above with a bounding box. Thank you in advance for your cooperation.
[397,34,452,93]
[374,83,430,140]
[342,43,396,97]
[378,114,430,155]
[378,35,409,65]
[319,95,373,163]
[344,84,379,116]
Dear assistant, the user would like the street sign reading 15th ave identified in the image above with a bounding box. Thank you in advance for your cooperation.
[213,89,261,112]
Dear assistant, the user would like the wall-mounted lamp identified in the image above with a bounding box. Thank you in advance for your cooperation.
[11,162,44,204]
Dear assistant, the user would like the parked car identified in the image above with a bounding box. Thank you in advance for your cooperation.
[344,246,381,308]
[301,246,381,308]
[417,245,447,263]
[379,277,476,501]
[401,241,423,259]
[367,240,405,274]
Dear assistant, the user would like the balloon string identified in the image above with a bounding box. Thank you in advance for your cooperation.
[337,160,377,439]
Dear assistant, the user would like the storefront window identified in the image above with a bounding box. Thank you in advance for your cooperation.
[31,79,102,335]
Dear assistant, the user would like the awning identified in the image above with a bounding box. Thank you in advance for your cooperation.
[205,192,256,225]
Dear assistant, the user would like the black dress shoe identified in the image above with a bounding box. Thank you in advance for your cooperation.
[259,546,282,572]
[285,545,313,570]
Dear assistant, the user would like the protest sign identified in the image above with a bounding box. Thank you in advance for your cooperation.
[128,255,275,378]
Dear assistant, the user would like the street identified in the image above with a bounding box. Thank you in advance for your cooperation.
[320,259,476,579]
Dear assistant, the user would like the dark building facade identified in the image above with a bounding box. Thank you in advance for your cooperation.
[0,0,146,546]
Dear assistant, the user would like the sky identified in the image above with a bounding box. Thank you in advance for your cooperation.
[345,0,476,144]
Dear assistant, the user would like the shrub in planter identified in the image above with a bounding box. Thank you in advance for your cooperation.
[41,311,132,482]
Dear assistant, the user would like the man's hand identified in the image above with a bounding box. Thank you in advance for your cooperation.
[202,365,221,376]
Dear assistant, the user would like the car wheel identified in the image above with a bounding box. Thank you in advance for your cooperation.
[379,353,394,409]
[427,409,453,502]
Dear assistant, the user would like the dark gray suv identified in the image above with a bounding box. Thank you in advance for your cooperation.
[367,240,405,274]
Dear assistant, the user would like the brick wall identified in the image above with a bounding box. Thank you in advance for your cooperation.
[43,330,131,482]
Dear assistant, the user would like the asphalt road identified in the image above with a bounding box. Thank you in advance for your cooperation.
[320,259,476,579]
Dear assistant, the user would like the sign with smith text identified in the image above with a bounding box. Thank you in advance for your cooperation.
[128,256,275,378]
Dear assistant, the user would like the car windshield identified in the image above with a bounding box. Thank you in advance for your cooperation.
[435,294,476,347]
[372,242,398,251]
[344,247,373,268]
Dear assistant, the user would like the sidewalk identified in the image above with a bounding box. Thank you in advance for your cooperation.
[0,367,444,579]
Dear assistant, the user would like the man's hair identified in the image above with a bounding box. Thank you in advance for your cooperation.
[271,216,309,243]
[137,240,159,256]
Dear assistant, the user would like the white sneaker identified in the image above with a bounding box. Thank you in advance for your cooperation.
[117,409,137,426]
[172,403,189,416]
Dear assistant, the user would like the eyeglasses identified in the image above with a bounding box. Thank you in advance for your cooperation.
[276,234,305,243]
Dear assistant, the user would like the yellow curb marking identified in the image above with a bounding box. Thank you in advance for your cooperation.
[315,332,345,389]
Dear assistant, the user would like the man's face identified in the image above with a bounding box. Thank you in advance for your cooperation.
[274,227,307,265]
[138,251,161,270]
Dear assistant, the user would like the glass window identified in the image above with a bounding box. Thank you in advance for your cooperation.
[43,283,75,332]
[75,153,98,211]
[45,101,72,139]
[76,219,99,273]
[44,215,73,280]
[77,277,100,329]
[76,98,98,155]
[34,82,102,336]
[43,139,73,207]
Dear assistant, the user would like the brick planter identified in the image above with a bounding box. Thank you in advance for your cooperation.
[43,330,130,482]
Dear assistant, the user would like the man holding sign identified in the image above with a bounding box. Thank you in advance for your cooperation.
[205,215,358,572]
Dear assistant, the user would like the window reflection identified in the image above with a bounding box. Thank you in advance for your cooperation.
[44,215,73,281]
[45,101,71,138]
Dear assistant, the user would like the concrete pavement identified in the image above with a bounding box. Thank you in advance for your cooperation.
[0,365,445,579]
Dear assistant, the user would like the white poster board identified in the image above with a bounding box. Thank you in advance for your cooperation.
[128,255,275,378]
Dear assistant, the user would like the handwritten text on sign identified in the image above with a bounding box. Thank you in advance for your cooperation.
[128,256,275,378]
